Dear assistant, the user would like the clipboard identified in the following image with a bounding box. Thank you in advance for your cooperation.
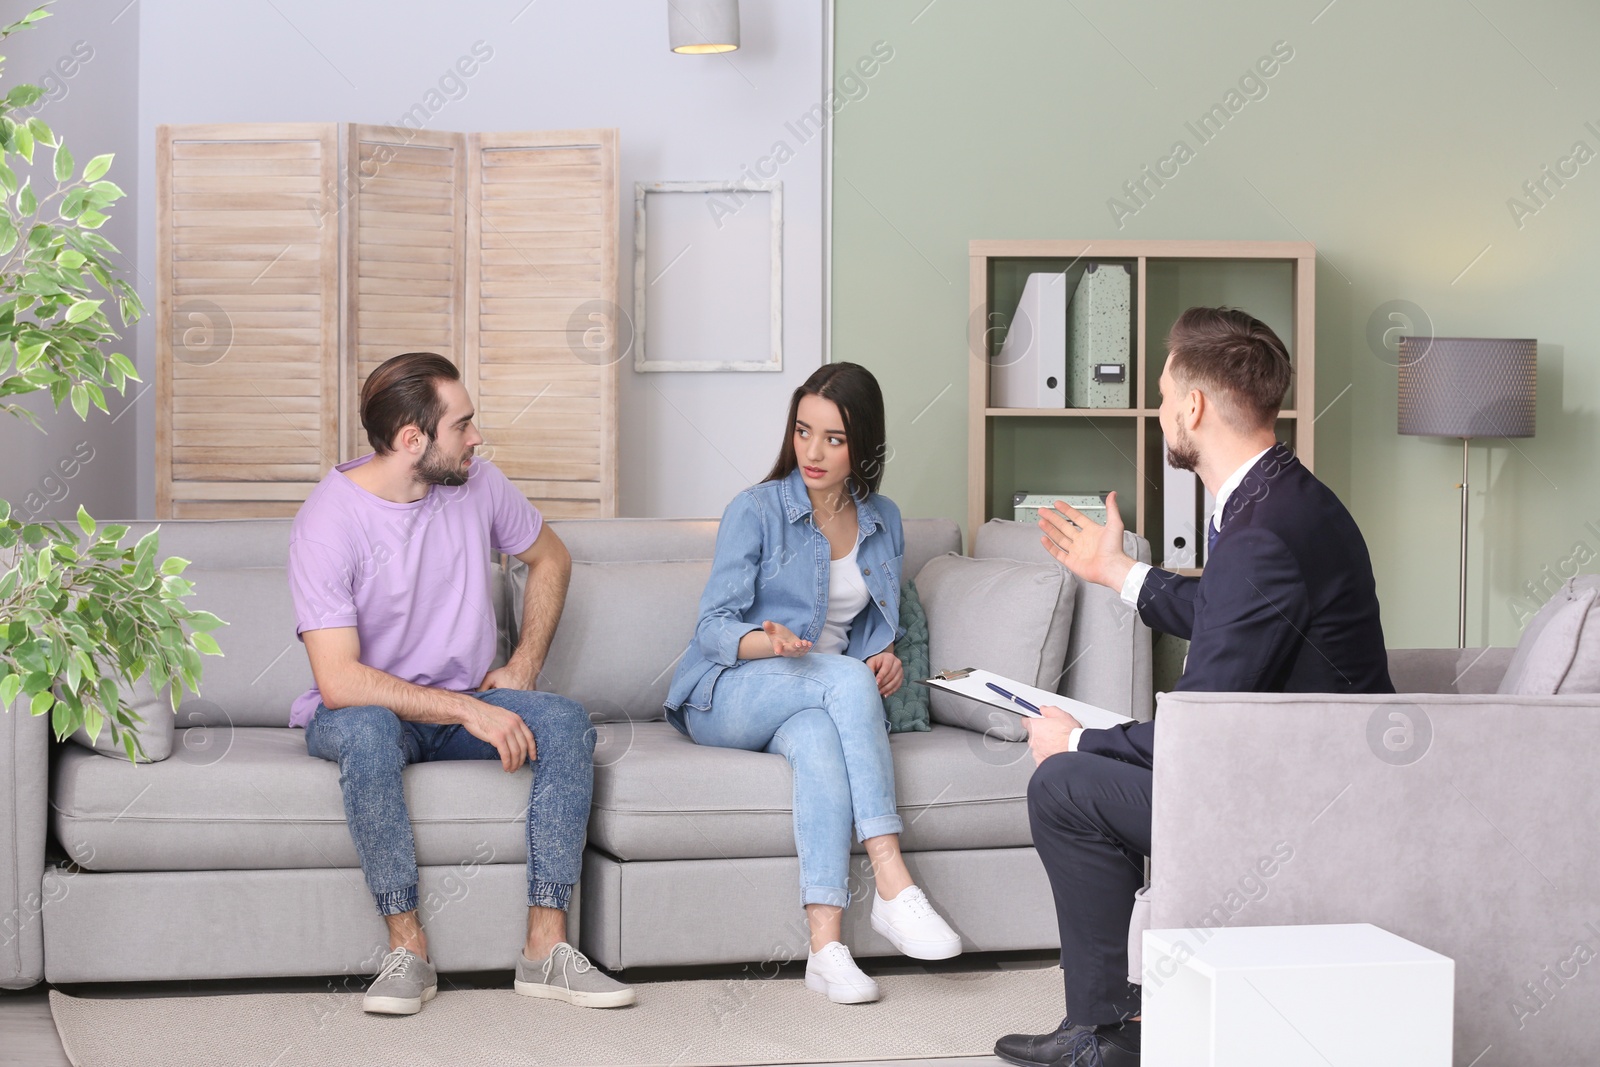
[915,667,1133,730]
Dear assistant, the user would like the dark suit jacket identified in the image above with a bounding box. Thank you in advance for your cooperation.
[1079,443,1394,770]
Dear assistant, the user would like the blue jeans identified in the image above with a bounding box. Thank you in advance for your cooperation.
[687,654,904,908]
[305,688,594,916]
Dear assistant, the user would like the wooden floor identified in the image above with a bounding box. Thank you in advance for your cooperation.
[2,956,1051,1067]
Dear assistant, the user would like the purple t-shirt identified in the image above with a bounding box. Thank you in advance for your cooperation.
[286,454,541,727]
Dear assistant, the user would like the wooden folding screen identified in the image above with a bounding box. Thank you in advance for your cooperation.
[341,126,466,460]
[155,124,341,518]
[465,130,619,519]
[155,124,618,519]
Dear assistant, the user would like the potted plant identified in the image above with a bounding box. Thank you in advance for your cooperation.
[0,5,222,760]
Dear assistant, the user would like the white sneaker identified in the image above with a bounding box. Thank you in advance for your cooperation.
[805,941,881,1004]
[870,885,963,960]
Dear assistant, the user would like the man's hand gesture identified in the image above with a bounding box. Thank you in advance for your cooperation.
[1037,490,1136,592]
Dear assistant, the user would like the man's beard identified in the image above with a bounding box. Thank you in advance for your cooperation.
[416,437,470,487]
[1165,422,1200,472]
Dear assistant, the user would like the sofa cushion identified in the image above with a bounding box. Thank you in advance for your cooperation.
[68,675,176,763]
[884,579,931,733]
[914,554,1076,741]
[1499,576,1600,695]
[588,721,1035,861]
[522,560,712,722]
[974,519,1152,721]
[52,727,532,872]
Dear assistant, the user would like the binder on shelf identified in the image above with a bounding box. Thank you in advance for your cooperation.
[1162,455,1200,570]
[1067,262,1132,408]
[991,272,1067,408]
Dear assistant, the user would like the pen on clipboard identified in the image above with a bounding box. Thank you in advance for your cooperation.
[985,682,1040,714]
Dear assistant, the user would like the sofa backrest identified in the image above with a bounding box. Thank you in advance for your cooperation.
[111,520,505,729]
[514,517,964,721]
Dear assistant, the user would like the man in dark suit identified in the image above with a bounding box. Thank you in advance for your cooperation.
[994,307,1393,1067]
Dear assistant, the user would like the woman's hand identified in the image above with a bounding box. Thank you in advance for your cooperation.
[865,650,904,697]
[764,620,813,658]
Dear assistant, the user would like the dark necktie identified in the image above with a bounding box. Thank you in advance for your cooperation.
[1207,519,1220,556]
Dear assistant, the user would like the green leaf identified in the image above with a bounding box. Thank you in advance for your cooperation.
[0,161,17,195]
[76,505,93,537]
[13,122,33,164]
[0,673,18,708]
[82,704,102,741]
[69,382,87,419]
[29,688,53,716]
[78,209,106,229]
[3,84,43,110]
[185,610,225,633]
[55,248,85,269]
[27,117,53,149]
[159,555,190,576]
[0,498,8,522]
[108,352,138,380]
[64,299,99,323]
[191,631,222,656]
[0,216,18,257]
[82,153,112,182]
[16,178,34,216]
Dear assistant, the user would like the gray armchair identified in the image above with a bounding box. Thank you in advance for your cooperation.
[1148,647,1599,1066]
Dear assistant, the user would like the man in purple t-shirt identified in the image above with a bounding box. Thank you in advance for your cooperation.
[289,351,633,1015]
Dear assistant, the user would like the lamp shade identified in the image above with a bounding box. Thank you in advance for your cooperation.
[1397,336,1536,438]
[669,0,739,54]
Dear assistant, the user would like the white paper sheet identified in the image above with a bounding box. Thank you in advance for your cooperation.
[916,668,1133,730]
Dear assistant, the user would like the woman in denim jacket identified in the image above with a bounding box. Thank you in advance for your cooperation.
[665,363,962,1004]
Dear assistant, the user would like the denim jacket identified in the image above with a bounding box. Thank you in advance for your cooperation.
[665,467,906,724]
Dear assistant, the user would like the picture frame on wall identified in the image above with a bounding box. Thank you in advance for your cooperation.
[633,180,782,372]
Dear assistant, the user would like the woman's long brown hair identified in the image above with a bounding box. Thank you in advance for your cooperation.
[763,362,888,498]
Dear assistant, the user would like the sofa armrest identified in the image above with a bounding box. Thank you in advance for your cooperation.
[1387,646,1514,694]
[1147,689,1600,1064]
[0,698,49,988]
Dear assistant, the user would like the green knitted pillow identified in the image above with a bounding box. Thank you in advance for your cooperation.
[884,579,931,733]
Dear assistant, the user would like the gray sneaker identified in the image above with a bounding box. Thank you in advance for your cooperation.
[515,942,636,1008]
[363,947,438,1015]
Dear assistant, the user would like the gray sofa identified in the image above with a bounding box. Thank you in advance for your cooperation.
[0,516,1154,986]
[1149,646,1599,1066]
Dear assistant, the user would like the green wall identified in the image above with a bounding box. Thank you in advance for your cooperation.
[833,0,1600,648]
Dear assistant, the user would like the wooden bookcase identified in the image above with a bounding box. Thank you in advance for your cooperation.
[967,240,1315,570]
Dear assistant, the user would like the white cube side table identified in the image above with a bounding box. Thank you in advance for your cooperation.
[1142,923,1453,1067]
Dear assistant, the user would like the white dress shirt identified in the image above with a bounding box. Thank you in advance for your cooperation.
[1065,445,1273,753]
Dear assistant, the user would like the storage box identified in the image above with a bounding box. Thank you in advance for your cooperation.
[1013,492,1109,527]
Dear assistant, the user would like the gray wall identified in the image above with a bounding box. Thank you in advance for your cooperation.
[0,3,140,524]
[128,0,826,520]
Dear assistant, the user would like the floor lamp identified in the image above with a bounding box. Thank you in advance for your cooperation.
[1398,336,1537,648]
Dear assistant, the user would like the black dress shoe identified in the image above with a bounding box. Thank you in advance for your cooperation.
[994,1018,1095,1067]
[1065,1020,1141,1066]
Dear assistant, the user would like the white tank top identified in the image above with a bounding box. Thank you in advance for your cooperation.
[814,542,871,655]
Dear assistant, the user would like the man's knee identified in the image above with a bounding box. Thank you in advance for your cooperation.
[515,693,595,757]
[317,705,404,762]
[1027,752,1096,821]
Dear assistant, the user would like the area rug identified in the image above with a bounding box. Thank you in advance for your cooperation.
[50,967,1061,1066]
